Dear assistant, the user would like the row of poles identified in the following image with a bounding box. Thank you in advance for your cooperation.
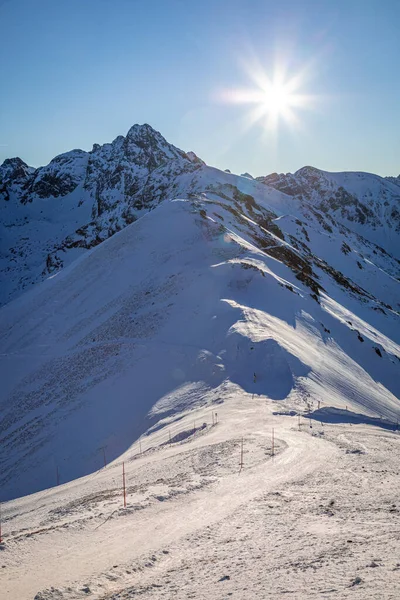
[111,412,220,511]
[0,410,320,542]
[51,411,220,490]
[0,412,218,543]
[2,405,396,542]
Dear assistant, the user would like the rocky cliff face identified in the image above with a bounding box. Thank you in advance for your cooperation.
[257,167,400,256]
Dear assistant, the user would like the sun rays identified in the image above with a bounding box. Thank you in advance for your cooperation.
[218,57,319,136]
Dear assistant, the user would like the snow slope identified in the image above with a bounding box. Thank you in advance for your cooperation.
[2,384,400,599]
[1,192,399,502]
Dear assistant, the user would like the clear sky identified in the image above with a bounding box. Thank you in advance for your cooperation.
[0,0,399,176]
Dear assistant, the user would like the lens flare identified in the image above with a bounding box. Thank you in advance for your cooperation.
[219,59,319,135]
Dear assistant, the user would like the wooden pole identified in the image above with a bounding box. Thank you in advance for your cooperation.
[101,446,107,468]
[215,412,218,424]
[122,462,126,508]
[271,428,275,457]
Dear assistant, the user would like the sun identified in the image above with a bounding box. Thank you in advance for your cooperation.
[260,83,293,117]
[219,61,317,135]
[262,82,293,116]
[256,75,306,131]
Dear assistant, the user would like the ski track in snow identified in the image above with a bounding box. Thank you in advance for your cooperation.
[1,393,335,598]
[2,390,400,599]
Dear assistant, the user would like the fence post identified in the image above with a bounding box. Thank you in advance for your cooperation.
[271,428,275,457]
[101,446,107,468]
[123,462,126,508]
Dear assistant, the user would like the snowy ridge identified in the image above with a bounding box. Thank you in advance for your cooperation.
[1,191,399,502]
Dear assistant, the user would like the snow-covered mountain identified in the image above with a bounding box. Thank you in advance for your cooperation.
[1,134,399,502]
[1,124,399,308]
[1,126,400,599]
[258,166,400,258]
[0,124,205,306]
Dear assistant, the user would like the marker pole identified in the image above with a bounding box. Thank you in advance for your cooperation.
[272,428,275,457]
[122,462,126,508]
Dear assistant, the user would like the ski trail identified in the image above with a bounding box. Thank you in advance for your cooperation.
[1,399,339,599]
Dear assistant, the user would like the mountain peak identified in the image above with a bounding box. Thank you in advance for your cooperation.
[0,156,34,182]
[126,123,165,142]
[294,165,324,178]
[1,156,30,170]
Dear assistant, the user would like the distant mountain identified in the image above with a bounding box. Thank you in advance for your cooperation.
[1,124,399,308]
[257,166,400,258]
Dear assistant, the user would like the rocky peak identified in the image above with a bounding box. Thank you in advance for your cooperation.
[186,151,205,166]
[294,166,323,178]
[0,157,34,183]
[123,123,187,170]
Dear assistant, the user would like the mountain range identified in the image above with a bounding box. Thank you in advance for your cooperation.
[0,124,399,502]
[1,123,399,307]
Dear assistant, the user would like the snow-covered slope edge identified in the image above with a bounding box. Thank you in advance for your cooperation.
[1,193,399,502]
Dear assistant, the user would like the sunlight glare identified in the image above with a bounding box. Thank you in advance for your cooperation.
[219,59,319,135]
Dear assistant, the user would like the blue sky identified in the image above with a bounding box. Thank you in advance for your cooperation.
[0,0,399,176]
